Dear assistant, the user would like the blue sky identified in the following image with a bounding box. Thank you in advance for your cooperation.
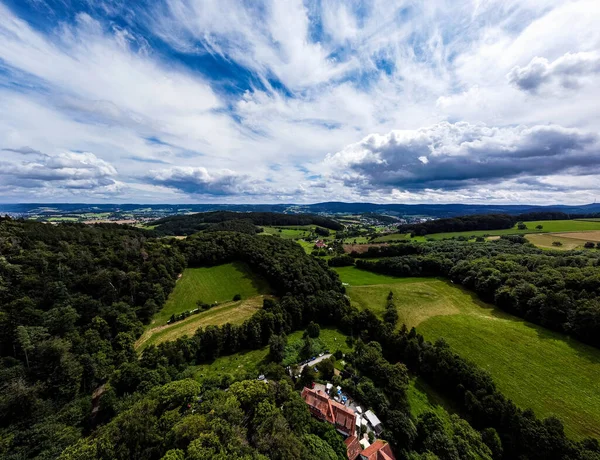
[0,0,599,204]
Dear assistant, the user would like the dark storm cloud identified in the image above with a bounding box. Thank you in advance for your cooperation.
[326,122,600,191]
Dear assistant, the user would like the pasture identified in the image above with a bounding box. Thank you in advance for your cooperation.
[336,267,600,439]
[152,262,270,327]
[137,296,265,350]
[373,219,600,243]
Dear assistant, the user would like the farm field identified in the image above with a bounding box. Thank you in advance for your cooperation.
[191,328,351,381]
[152,262,270,327]
[525,233,585,250]
[335,268,600,439]
[372,219,600,242]
[136,296,266,350]
[334,266,433,286]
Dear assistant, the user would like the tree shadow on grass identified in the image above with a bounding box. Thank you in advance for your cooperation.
[231,260,272,295]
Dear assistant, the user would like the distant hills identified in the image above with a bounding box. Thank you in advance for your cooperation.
[3,201,600,219]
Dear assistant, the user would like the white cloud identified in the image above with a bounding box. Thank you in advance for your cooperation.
[508,51,600,93]
[1,0,600,204]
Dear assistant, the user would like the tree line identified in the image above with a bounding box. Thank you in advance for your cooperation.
[152,211,343,236]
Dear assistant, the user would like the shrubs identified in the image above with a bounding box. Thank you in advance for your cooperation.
[327,254,355,267]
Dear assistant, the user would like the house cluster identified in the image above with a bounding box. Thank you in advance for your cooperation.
[301,386,395,460]
[314,239,327,249]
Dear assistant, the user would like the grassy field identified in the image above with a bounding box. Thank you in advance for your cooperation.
[152,262,270,327]
[191,327,350,381]
[137,296,266,350]
[373,219,600,243]
[335,268,600,439]
[525,233,585,250]
[334,266,433,286]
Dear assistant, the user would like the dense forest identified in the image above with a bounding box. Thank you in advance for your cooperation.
[355,238,600,347]
[1,218,599,459]
[395,211,600,236]
[152,211,343,236]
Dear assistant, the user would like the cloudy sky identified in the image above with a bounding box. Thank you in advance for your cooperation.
[1,0,599,204]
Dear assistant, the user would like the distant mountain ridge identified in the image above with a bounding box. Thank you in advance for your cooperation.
[3,202,600,218]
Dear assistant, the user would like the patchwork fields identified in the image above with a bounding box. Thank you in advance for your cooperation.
[334,266,600,439]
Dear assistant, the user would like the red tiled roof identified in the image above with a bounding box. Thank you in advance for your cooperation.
[359,440,396,460]
[345,436,362,460]
[301,387,356,436]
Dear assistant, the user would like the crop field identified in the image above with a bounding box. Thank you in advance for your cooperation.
[137,296,266,350]
[191,328,350,381]
[373,219,600,243]
[152,262,270,327]
[525,233,585,250]
[335,267,600,439]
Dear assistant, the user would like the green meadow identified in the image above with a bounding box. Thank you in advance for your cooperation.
[152,262,270,327]
[335,267,600,439]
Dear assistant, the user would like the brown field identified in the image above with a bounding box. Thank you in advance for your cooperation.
[343,243,387,254]
[551,231,600,242]
[526,233,584,250]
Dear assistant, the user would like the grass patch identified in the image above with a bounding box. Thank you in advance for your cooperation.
[373,219,600,243]
[343,271,600,440]
[190,327,350,381]
[334,266,433,286]
[407,377,459,420]
[152,262,270,327]
[137,296,267,350]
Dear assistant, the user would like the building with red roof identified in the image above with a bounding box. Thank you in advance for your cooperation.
[301,387,356,437]
[358,440,396,460]
[345,436,363,460]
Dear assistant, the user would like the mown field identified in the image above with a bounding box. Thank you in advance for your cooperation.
[525,233,586,250]
[136,296,265,350]
[152,262,270,326]
[334,267,600,439]
[373,219,600,242]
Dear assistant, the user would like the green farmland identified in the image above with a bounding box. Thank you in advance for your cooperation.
[335,267,600,439]
[373,219,600,242]
[152,262,270,327]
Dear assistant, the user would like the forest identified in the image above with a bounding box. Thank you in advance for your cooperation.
[152,211,344,236]
[1,217,599,459]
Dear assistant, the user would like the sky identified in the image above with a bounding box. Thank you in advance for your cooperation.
[0,0,599,204]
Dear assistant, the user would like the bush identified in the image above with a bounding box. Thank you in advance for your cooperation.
[552,241,563,247]
[233,294,242,301]
[584,242,595,249]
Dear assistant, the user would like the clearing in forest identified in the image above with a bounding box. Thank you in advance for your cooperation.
[152,261,271,327]
[137,296,267,350]
[334,267,600,440]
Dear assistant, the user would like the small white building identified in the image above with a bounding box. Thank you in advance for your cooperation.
[364,410,383,435]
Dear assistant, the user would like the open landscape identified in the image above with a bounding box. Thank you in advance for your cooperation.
[4,1,600,457]
[335,266,600,439]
